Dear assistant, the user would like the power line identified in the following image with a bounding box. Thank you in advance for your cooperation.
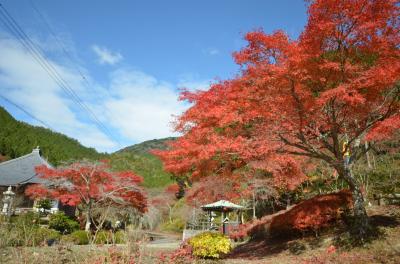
[0,4,114,140]
[29,0,114,98]
[0,2,120,146]
[0,94,53,129]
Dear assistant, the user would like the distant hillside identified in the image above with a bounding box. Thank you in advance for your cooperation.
[0,106,105,165]
[116,137,176,155]
[111,137,176,188]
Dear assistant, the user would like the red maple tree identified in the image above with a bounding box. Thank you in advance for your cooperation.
[156,0,399,238]
[26,161,147,231]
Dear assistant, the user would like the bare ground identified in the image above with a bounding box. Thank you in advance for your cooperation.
[1,206,400,263]
[224,205,400,264]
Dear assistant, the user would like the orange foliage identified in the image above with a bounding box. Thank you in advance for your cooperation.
[270,190,353,236]
[165,183,180,197]
[25,161,147,213]
[155,0,400,204]
[230,190,353,240]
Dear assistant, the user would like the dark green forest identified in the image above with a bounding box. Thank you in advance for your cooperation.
[116,137,176,154]
[0,106,104,165]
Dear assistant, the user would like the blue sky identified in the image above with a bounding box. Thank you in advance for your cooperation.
[0,0,307,152]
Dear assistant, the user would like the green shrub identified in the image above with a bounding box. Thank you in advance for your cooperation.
[161,218,186,233]
[5,213,41,246]
[1,213,62,247]
[2,225,60,247]
[11,212,40,227]
[93,230,126,244]
[114,230,126,244]
[189,232,232,259]
[33,228,61,245]
[36,199,52,211]
[64,230,90,245]
[49,212,79,234]
[95,230,112,244]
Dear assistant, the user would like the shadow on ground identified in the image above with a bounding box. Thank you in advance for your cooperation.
[227,206,400,260]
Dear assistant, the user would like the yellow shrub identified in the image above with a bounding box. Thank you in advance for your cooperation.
[188,232,232,258]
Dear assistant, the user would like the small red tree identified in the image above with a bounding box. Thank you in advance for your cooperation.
[26,161,147,232]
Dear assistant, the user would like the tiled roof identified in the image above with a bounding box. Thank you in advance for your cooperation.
[0,148,52,186]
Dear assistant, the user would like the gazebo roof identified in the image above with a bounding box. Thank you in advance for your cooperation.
[201,200,244,212]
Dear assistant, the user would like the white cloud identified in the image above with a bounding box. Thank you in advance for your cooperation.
[91,45,123,65]
[202,47,220,56]
[0,32,210,152]
[0,36,117,152]
[104,69,187,142]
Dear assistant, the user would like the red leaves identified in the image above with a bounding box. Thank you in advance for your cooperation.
[366,114,400,142]
[158,241,193,264]
[185,174,249,206]
[156,0,400,204]
[230,190,353,240]
[270,190,353,236]
[165,183,180,195]
[25,161,147,213]
[25,184,50,199]
[234,30,293,67]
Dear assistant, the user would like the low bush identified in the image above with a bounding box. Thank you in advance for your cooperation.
[93,230,126,244]
[2,213,59,247]
[270,189,353,237]
[33,228,61,245]
[230,190,353,241]
[188,232,232,259]
[11,212,40,227]
[49,212,79,234]
[114,230,126,244]
[95,230,112,244]
[160,218,185,233]
[36,199,52,212]
[63,230,90,245]
[1,224,60,247]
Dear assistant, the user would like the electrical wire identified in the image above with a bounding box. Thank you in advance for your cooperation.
[0,2,120,147]
[0,94,54,130]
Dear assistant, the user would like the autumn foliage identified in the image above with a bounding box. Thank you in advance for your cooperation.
[26,161,147,212]
[269,189,353,237]
[230,190,353,240]
[25,161,147,232]
[155,0,399,236]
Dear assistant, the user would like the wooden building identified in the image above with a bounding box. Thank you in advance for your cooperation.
[0,147,59,214]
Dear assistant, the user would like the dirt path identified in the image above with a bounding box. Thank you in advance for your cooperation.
[144,231,181,250]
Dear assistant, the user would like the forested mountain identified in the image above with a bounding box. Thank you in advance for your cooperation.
[116,137,176,154]
[0,106,104,165]
[110,138,175,188]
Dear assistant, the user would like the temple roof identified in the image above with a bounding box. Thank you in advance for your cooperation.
[201,200,244,211]
[0,147,51,186]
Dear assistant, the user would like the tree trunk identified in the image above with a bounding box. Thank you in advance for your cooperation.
[365,141,372,169]
[341,167,369,239]
[85,214,91,232]
[252,190,256,219]
[85,201,92,232]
